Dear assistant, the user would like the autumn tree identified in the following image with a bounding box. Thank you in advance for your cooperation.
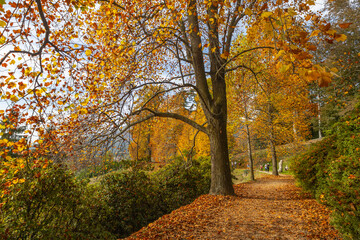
[228,22,317,176]
[129,91,210,164]
[323,0,359,96]
[308,0,359,137]
[227,38,260,180]
[228,72,257,180]
[0,0,343,195]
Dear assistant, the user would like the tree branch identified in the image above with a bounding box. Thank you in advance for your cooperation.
[136,108,208,135]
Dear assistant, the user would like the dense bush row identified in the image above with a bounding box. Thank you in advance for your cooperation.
[100,156,210,237]
[0,160,113,239]
[75,158,131,180]
[0,156,210,239]
[291,104,360,239]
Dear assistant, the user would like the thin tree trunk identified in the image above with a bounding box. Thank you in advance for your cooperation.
[245,123,255,181]
[293,110,298,142]
[269,138,278,176]
[146,133,151,162]
[244,102,254,181]
[318,102,322,138]
[267,102,278,176]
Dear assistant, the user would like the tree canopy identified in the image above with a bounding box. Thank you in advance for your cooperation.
[0,0,345,195]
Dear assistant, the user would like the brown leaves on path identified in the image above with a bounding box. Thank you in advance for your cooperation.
[124,175,341,240]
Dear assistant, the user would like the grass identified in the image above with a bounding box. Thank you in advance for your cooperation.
[232,167,294,185]
[232,169,265,184]
[267,166,293,175]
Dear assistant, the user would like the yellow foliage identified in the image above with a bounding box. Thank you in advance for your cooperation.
[335,34,347,42]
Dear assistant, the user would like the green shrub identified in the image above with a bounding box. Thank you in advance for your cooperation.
[1,155,211,239]
[76,158,131,180]
[291,102,360,239]
[0,160,114,240]
[290,136,338,196]
[325,155,360,239]
[153,156,211,211]
[98,156,211,238]
[323,106,360,239]
[99,170,161,238]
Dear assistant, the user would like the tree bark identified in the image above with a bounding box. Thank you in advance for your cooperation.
[293,110,298,142]
[269,138,278,176]
[318,102,322,138]
[245,123,255,181]
[187,0,235,195]
[208,114,235,195]
[267,103,278,176]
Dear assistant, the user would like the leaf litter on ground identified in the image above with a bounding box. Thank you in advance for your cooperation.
[124,175,341,240]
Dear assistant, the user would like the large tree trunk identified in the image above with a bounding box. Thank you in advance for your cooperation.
[187,0,235,195]
[208,114,235,195]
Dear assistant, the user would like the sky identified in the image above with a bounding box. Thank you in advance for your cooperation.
[312,0,326,12]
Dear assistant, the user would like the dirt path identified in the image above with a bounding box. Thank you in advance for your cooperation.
[125,175,341,239]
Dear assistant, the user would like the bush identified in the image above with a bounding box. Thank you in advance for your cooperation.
[153,156,211,211]
[291,103,360,239]
[290,136,338,196]
[325,155,360,239]
[323,106,360,239]
[0,160,114,239]
[98,156,211,238]
[76,158,131,180]
[1,155,210,239]
[99,170,161,238]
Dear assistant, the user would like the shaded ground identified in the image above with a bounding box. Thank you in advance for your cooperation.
[125,175,341,239]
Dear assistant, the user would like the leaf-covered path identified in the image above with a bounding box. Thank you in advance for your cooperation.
[125,175,341,239]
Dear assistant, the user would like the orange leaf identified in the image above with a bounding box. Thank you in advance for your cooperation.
[18,83,26,90]
[306,44,317,51]
[318,76,331,87]
[220,51,229,59]
[338,23,352,29]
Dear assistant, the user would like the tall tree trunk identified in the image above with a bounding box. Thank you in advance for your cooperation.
[317,94,322,138]
[244,100,254,181]
[269,138,278,176]
[318,102,322,138]
[268,102,278,176]
[188,0,234,195]
[293,110,298,142]
[146,133,152,162]
[208,114,234,195]
[245,123,255,181]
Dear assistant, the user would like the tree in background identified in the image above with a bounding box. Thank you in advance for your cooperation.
[130,91,210,164]
[310,0,359,137]
[228,25,315,176]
